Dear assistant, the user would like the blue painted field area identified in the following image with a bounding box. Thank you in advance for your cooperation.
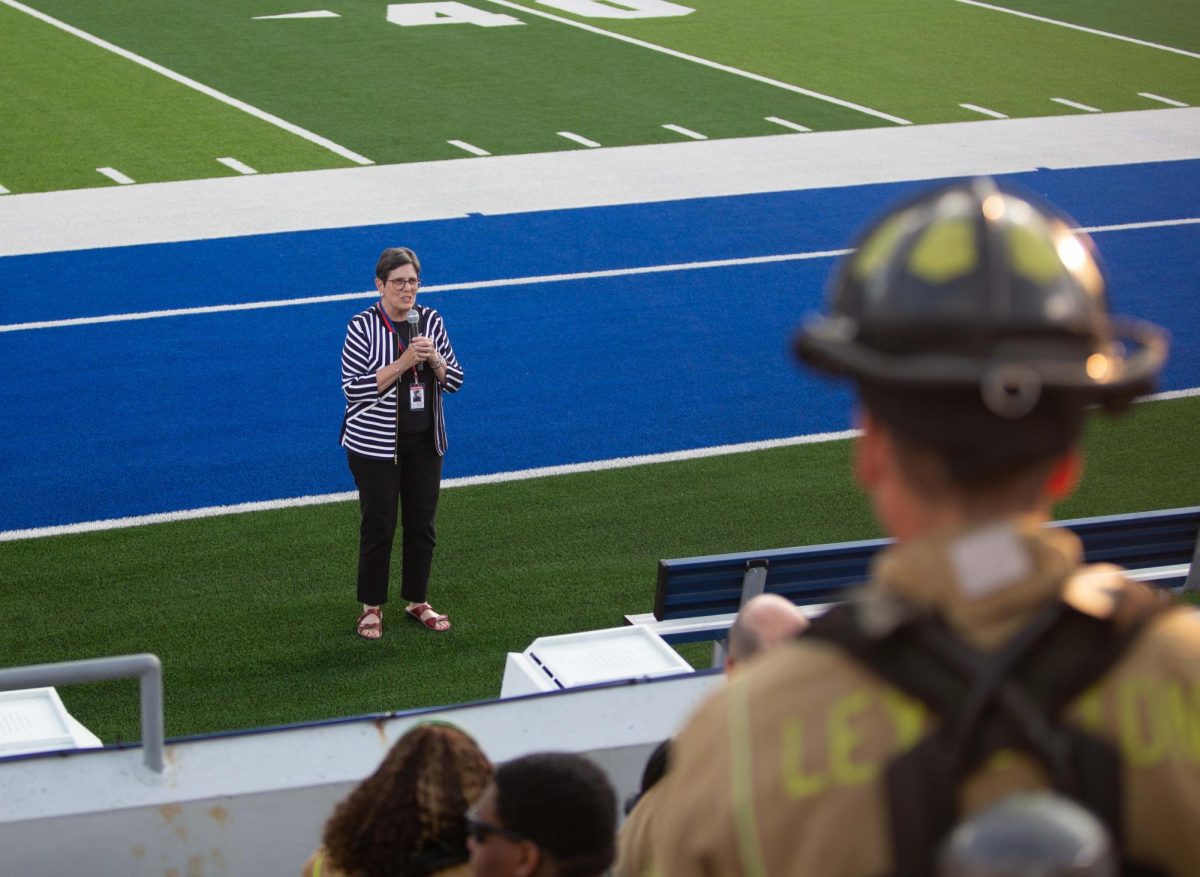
[1,161,1197,532]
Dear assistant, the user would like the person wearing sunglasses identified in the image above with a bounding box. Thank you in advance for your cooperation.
[466,752,617,877]
[340,246,464,639]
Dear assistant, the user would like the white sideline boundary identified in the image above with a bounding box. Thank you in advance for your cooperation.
[3,388,1198,542]
[3,108,1199,257]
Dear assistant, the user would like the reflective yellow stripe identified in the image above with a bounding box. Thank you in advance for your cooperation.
[728,680,768,877]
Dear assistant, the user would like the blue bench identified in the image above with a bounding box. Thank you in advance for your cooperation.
[626,506,1200,648]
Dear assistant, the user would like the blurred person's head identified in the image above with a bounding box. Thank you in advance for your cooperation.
[467,752,617,877]
[323,722,492,877]
[794,178,1167,539]
[725,593,809,675]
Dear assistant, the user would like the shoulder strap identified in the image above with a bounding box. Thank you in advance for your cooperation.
[806,582,1168,877]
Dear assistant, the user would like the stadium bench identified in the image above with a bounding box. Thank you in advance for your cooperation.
[626,506,1200,652]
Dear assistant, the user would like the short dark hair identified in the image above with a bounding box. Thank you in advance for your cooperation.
[376,246,421,282]
[858,381,1087,489]
[495,753,617,877]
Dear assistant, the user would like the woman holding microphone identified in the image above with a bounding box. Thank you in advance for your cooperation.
[340,247,463,639]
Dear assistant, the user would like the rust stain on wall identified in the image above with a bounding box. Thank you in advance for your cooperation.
[208,806,230,826]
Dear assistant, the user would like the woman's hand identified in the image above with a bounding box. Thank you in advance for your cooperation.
[410,336,436,362]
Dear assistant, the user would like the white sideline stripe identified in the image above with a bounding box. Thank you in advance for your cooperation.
[448,140,491,157]
[479,0,912,126]
[961,103,1008,119]
[1139,92,1189,108]
[6,385,1200,542]
[8,215,1200,333]
[953,0,1200,60]
[0,183,9,195]
[765,116,811,132]
[0,0,374,166]
[1079,217,1200,234]
[0,430,861,542]
[0,249,854,333]
[557,131,601,148]
[217,156,258,175]
[663,123,706,140]
[97,166,135,185]
[1052,98,1102,113]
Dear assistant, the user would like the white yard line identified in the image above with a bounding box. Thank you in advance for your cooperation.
[960,103,1008,119]
[953,0,1200,60]
[558,131,601,148]
[1139,92,1189,108]
[6,384,1199,541]
[448,140,491,157]
[217,157,258,175]
[479,0,912,125]
[0,0,373,166]
[5,216,1199,334]
[1052,97,1102,113]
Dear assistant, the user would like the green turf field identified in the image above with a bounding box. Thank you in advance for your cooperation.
[581,0,1200,123]
[2,395,1195,745]
[3,0,1196,193]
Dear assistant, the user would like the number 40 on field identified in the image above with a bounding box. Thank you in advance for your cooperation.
[387,0,694,27]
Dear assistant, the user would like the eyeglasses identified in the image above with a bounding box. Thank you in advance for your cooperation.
[465,810,528,845]
[387,277,420,290]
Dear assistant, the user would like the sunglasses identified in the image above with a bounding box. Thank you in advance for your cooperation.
[465,811,529,845]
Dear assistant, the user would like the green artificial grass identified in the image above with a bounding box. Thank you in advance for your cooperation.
[1,396,1195,745]
[985,0,1200,53]
[0,4,354,194]
[591,0,1200,123]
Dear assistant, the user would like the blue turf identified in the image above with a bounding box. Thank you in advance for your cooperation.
[1,161,1196,531]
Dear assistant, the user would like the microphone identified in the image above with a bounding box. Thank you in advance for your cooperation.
[406,311,423,371]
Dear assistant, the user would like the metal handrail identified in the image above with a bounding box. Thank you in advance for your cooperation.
[0,654,164,772]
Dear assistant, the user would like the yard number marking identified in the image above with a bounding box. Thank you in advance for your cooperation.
[385,0,691,26]
[387,2,523,26]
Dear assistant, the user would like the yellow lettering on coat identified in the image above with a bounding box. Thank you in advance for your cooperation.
[880,690,927,750]
[829,690,877,786]
[782,718,826,798]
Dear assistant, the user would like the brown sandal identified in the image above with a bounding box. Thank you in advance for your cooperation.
[405,602,451,632]
[357,606,382,640]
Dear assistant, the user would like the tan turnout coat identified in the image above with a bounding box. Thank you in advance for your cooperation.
[647,518,1200,877]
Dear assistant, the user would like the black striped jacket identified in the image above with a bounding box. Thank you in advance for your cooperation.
[340,302,464,458]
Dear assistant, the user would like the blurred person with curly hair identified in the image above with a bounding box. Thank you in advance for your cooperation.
[303,722,492,877]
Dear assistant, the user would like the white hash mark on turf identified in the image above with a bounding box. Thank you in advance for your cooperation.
[97,167,135,185]
[1052,98,1102,113]
[1139,93,1188,108]
[218,157,258,175]
[448,140,491,157]
[558,131,601,148]
[663,124,706,140]
[960,103,1008,119]
[765,116,811,132]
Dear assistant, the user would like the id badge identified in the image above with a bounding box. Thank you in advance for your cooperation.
[409,382,426,411]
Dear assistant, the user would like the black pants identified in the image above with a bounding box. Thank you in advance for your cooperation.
[347,432,443,607]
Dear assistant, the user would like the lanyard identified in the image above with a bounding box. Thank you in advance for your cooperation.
[376,302,420,382]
